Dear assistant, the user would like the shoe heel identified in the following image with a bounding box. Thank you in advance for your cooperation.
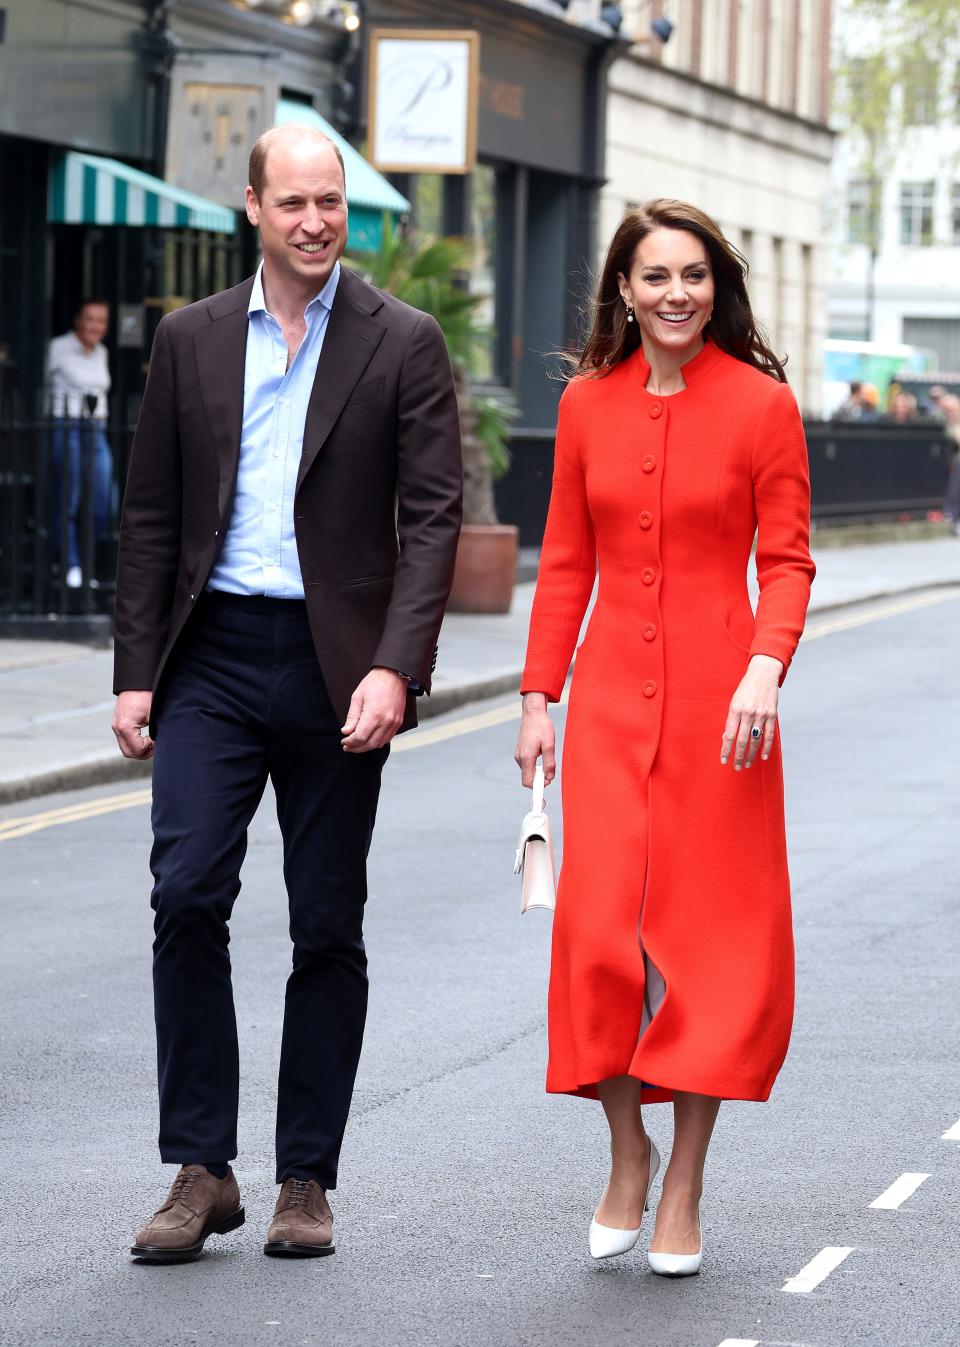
[213,1206,245,1235]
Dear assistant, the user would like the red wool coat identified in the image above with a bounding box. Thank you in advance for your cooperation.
[521,340,816,1103]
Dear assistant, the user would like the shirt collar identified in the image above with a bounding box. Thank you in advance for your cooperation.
[248,259,341,320]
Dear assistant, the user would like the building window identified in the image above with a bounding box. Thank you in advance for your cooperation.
[847,179,878,246]
[899,181,935,245]
[902,58,938,126]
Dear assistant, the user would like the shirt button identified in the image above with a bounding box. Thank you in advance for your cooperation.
[643,623,657,641]
[649,403,663,419]
[642,455,656,473]
[638,511,653,529]
[643,680,657,698]
[642,567,656,586]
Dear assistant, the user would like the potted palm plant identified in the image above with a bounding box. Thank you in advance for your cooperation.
[354,221,519,613]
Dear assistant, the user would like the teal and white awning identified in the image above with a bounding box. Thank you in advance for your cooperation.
[49,152,236,234]
[274,99,410,253]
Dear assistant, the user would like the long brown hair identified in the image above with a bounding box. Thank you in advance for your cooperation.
[575,199,786,382]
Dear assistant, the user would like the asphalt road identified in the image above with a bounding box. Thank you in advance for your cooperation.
[1,590,959,1347]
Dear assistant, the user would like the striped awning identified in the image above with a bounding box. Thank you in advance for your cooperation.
[274,99,410,253]
[49,152,237,234]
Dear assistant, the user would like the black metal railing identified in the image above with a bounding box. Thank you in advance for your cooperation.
[496,421,957,547]
[0,409,134,626]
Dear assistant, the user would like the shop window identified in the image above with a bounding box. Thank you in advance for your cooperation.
[899,181,934,245]
[469,164,497,384]
[411,175,444,235]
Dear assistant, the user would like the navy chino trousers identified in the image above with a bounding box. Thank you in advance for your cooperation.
[149,592,388,1188]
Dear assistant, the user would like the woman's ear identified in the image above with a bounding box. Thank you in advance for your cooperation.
[616,272,631,307]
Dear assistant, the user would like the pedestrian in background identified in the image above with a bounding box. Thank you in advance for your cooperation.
[883,390,919,424]
[516,199,815,1277]
[832,379,875,422]
[112,123,462,1263]
[47,299,114,589]
[930,385,960,533]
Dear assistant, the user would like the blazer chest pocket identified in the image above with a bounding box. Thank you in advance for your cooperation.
[345,375,385,407]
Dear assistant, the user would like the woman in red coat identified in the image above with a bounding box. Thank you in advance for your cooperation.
[516,200,815,1276]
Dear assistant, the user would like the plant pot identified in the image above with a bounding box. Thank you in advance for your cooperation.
[447,523,519,614]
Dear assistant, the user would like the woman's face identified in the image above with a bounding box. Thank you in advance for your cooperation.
[617,228,715,361]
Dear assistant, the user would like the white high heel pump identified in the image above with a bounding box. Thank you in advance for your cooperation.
[588,1136,661,1260]
[647,1205,703,1277]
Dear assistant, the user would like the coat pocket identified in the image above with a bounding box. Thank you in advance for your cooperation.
[345,375,386,407]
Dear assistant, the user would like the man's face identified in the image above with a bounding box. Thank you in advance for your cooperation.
[75,304,109,349]
[245,140,348,290]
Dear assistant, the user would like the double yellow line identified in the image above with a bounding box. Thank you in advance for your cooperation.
[1,586,957,843]
[0,786,152,842]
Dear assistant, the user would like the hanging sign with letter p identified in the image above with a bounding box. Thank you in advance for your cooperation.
[368,29,480,175]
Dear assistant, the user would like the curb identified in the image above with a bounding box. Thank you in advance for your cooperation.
[0,671,524,808]
[2,578,959,809]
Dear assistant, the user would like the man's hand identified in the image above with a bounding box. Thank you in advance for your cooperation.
[341,668,408,753]
[112,690,154,759]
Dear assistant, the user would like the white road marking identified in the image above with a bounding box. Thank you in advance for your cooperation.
[782,1245,854,1294]
[717,1339,760,1346]
[869,1172,930,1210]
[942,1118,960,1140]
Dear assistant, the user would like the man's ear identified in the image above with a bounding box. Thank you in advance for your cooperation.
[244,186,261,228]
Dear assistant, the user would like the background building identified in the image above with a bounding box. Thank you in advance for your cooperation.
[603,0,835,413]
[827,0,960,377]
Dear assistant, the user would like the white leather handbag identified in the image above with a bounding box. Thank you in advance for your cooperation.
[514,764,557,913]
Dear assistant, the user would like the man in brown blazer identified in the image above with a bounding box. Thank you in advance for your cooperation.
[112,124,462,1262]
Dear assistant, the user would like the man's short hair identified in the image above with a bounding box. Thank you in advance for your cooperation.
[248,124,346,202]
[849,381,862,395]
[74,298,109,320]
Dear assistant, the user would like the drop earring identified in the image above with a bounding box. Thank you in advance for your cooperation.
[626,304,635,323]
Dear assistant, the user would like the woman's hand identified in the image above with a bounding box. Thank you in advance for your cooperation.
[720,654,783,770]
[515,693,556,788]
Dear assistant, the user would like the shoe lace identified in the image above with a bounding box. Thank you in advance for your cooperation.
[285,1179,313,1209]
[168,1169,200,1203]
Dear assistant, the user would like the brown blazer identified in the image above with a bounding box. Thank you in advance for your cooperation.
[113,265,463,734]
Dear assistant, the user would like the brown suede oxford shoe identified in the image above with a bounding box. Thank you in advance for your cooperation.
[130,1165,245,1263]
[263,1178,335,1257]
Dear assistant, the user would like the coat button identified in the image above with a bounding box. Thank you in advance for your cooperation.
[642,680,657,697]
[649,402,663,419]
[642,455,656,473]
[638,510,653,529]
[642,567,656,585]
[643,622,657,641]
[189,593,195,601]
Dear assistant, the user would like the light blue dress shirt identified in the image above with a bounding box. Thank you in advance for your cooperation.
[208,260,341,598]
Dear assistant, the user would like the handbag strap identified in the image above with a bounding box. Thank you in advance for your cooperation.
[532,763,546,814]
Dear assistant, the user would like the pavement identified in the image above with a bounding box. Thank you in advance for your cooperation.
[1,534,959,805]
[1,587,960,1345]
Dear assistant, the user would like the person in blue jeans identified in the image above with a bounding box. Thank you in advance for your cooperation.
[47,299,115,588]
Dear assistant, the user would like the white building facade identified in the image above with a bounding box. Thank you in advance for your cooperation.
[828,4,960,371]
[600,0,835,413]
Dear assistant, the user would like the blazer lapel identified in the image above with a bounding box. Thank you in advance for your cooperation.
[193,280,252,523]
[297,270,387,492]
